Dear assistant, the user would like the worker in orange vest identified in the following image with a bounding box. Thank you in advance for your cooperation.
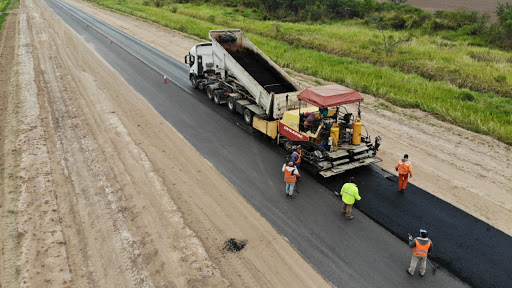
[406,229,433,277]
[290,146,302,168]
[282,162,300,199]
[395,154,413,192]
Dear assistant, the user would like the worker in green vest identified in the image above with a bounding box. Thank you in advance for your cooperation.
[341,177,361,220]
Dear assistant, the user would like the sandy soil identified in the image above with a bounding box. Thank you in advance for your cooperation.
[63,0,512,236]
[0,0,331,286]
[0,0,511,286]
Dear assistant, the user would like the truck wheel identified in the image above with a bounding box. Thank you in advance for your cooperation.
[227,97,236,113]
[191,76,199,89]
[206,86,214,101]
[214,92,222,105]
[243,108,253,125]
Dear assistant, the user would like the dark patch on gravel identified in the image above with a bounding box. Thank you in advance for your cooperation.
[222,238,247,252]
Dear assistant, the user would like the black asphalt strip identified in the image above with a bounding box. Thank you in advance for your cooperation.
[322,167,512,288]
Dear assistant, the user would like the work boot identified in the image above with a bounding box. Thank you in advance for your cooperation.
[346,216,354,220]
[406,269,413,276]
[420,273,424,277]
[288,194,296,199]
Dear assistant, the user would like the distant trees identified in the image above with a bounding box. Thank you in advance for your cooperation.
[494,2,512,48]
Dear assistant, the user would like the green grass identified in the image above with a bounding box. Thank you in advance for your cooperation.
[90,0,512,145]
[0,0,10,11]
[375,103,397,113]
[0,14,7,33]
[170,3,512,99]
[0,0,11,31]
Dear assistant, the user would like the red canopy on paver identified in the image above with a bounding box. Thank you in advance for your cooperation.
[297,84,364,108]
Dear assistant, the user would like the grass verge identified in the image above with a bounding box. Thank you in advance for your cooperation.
[90,0,512,145]
[0,0,11,30]
[172,3,512,99]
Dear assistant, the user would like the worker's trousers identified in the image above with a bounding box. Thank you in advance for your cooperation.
[285,182,295,196]
[398,173,409,191]
[408,254,427,276]
[342,202,353,218]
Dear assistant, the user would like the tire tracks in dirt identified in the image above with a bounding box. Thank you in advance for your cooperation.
[18,0,233,286]
[1,0,335,286]
[16,11,72,286]
[0,10,22,287]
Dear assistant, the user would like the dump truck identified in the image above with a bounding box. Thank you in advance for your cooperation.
[185,29,382,177]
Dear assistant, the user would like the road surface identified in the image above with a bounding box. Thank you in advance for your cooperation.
[43,0,512,287]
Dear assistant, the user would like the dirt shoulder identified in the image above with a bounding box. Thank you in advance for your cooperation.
[0,0,331,286]
[65,0,512,236]
[0,10,22,287]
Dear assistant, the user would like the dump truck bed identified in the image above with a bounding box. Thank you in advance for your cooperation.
[209,30,302,118]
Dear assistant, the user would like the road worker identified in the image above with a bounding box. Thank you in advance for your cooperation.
[304,112,315,132]
[340,176,361,220]
[407,229,433,277]
[282,162,300,199]
[290,146,302,168]
[395,154,413,192]
[304,112,316,133]
[305,112,315,124]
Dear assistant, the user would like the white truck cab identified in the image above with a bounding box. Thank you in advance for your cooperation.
[184,43,215,89]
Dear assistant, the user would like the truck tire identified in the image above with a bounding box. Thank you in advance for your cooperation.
[243,108,253,125]
[191,76,199,89]
[206,86,214,101]
[227,97,236,113]
[213,91,222,105]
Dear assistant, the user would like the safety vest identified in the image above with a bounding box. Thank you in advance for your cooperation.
[284,168,297,183]
[292,151,301,164]
[413,238,431,256]
[341,183,360,205]
[397,160,411,175]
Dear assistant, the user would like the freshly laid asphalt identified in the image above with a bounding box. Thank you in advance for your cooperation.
[45,0,512,287]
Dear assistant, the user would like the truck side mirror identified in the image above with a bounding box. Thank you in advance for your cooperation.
[184,54,195,66]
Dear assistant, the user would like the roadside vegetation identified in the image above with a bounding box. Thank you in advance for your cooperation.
[90,0,512,145]
[158,0,512,50]
[171,4,512,98]
[0,0,12,30]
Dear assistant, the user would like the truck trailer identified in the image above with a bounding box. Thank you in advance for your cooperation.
[185,29,382,177]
